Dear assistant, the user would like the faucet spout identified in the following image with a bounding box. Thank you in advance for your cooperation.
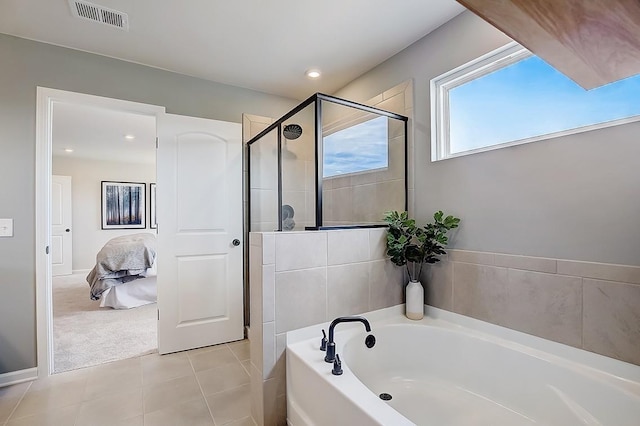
[324,316,372,363]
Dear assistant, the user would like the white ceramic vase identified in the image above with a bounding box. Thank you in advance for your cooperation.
[405,280,424,320]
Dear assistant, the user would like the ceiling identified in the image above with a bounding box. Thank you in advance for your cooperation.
[53,102,156,164]
[18,1,464,164]
[0,0,465,100]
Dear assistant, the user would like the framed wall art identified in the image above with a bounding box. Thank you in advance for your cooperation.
[101,181,146,229]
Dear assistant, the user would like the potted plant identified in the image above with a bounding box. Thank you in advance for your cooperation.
[383,210,460,320]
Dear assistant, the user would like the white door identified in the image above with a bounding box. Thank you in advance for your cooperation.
[156,113,244,354]
[52,175,72,276]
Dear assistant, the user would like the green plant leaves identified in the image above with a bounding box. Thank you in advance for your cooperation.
[382,210,461,275]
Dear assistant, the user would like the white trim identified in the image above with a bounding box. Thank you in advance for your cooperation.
[430,42,640,161]
[71,268,91,275]
[431,42,525,162]
[36,87,165,378]
[442,114,640,160]
[0,367,38,388]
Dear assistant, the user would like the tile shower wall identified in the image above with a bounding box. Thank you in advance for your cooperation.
[243,111,319,233]
[423,249,640,366]
[243,114,278,232]
[248,229,403,426]
[323,80,414,225]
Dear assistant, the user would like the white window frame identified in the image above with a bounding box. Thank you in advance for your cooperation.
[430,42,640,161]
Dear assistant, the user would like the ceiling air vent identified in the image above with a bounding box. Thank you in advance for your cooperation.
[68,0,129,31]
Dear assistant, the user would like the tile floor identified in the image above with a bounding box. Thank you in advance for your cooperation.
[0,340,255,426]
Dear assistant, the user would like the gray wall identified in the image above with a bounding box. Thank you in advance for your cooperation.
[52,156,157,271]
[0,33,297,375]
[334,11,640,267]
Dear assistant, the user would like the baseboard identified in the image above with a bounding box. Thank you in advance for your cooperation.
[72,268,91,275]
[0,367,37,388]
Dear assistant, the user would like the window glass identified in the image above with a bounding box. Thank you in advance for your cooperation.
[433,44,640,159]
[323,116,388,177]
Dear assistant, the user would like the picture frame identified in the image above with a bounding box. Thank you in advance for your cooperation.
[150,183,157,229]
[101,181,146,229]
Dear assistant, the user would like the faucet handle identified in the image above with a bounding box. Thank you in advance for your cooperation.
[320,329,327,351]
[324,342,336,363]
[332,354,343,376]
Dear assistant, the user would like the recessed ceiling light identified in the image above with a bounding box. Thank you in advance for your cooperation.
[124,134,136,140]
[306,69,321,79]
[64,148,74,153]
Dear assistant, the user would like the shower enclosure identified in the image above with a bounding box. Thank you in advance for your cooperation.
[247,93,408,231]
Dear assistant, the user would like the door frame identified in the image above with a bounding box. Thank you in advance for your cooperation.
[35,87,165,377]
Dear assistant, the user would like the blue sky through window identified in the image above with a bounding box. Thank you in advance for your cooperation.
[323,116,388,178]
[449,55,640,153]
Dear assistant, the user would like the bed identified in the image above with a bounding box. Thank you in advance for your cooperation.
[86,233,157,309]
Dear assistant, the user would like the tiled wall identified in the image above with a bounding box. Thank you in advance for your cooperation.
[243,114,278,232]
[248,229,404,426]
[323,80,414,225]
[423,249,640,366]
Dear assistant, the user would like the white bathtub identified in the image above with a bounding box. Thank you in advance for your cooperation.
[286,305,640,426]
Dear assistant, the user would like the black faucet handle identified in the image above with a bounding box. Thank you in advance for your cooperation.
[320,329,327,351]
[324,342,336,363]
[332,354,343,375]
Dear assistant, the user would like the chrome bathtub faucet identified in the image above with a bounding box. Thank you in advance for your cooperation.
[324,316,376,363]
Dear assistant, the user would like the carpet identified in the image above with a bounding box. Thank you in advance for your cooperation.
[53,273,157,373]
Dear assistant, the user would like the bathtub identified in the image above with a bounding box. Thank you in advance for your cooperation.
[286,305,640,426]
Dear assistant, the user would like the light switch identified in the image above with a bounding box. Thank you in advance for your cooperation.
[0,218,14,237]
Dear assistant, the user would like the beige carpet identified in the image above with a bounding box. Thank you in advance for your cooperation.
[53,273,157,373]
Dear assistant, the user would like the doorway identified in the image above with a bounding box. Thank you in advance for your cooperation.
[50,101,159,372]
[36,88,245,377]
[39,90,162,374]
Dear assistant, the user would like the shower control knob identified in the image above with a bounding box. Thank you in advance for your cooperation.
[232,239,240,246]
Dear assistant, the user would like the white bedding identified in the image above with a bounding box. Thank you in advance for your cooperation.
[100,265,157,309]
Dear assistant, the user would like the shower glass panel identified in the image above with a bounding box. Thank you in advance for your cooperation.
[247,93,407,232]
[249,126,278,231]
[321,100,406,227]
[281,103,315,231]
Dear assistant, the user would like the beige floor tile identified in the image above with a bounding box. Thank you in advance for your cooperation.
[0,382,30,400]
[0,397,21,424]
[189,346,238,372]
[6,404,79,426]
[10,381,85,419]
[240,360,251,376]
[142,352,194,387]
[111,415,144,426]
[196,363,250,396]
[144,397,214,426]
[206,384,251,425]
[29,369,88,392]
[75,387,143,426]
[186,343,227,356]
[143,375,202,414]
[89,357,142,379]
[224,416,257,426]
[83,365,143,401]
[227,340,250,361]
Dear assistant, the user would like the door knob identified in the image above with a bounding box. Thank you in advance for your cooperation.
[65,229,70,232]
[232,239,240,246]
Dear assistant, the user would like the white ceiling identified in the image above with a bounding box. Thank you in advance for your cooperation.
[52,103,156,164]
[0,0,465,100]
[13,1,465,164]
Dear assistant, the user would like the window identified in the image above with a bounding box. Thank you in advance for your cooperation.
[323,115,388,178]
[431,43,640,161]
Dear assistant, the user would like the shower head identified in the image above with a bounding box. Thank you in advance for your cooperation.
[283,124,303,140]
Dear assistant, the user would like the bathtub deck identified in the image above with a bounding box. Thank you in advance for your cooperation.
[370,376,537,425]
